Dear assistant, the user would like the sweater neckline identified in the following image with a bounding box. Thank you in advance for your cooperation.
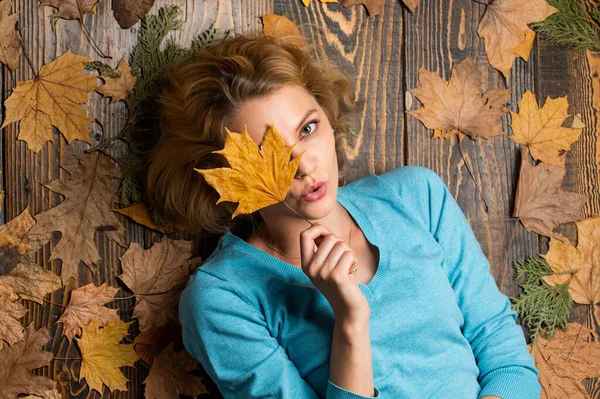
[222,188,390,298]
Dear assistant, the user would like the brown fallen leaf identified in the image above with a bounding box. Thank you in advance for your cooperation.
[28,152,125,282]
[195,125,303,218]
[21,388,62,399]
[514,147,588,240]
[112,0,155,29]
[0,297,27,346]
[542,217,600,305]
[143,342,207,399]
[112,202,189,233]
[95,56,136,103]
[407,57,511,141]
[262,14,306,47]
[57,282,120,340]
[75,319,138,394]
[39,0,101,20]
[118,239,193,331]
[509,90,582,167]
[0,325,56,397]
[0,50,97,152]
[477,0,558,79]
[341,0,419,15]
[0,0,21,71]
[0,209,61,304]
[531,322,600,399]
[133,325,181,366]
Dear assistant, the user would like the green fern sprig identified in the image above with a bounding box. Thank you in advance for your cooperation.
[510,256,573,343]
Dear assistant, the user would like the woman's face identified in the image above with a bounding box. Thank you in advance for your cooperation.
[229,84,339,222]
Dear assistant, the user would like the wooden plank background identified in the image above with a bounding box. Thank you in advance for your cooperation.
[2,0,599,397]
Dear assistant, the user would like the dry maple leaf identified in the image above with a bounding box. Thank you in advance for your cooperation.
[0,0,21,71]
[112,202,188,233]
[0,297,27,346]
[531,322,600,399]
[0,49,97,152]
[57,282,120,340]
[342,0,419,15]
[262,14,306,47]
[510,90,583,167]
[0,209,61,304]
[143,342,207,398]
[28,152,125,282]
[477,0,558,79]
[75,319,138,394]
[95,56,136,103]
[133,324,183,365]
[514,147,588,240]
[195,125,303,218]
[112,0,155,29]
[21,388,62,399]
[39,0,101,20]
[0,325,56,398]
[541,217,600,305]
[118,239,193,331]
[407,57,511,141]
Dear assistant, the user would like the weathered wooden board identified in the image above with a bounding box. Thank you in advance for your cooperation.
[2,0,598,398]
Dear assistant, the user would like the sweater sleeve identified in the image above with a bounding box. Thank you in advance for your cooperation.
[415,166,541,399]
[179,270,380,399]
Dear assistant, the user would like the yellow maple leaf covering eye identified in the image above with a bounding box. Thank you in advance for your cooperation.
[195,125,304,218]
[76,319,138,394]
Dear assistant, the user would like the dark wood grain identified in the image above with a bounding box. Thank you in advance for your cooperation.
[2,0,599,398]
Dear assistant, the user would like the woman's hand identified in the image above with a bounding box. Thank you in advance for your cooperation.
[300,223,370,323]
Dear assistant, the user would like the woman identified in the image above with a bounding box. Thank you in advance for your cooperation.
[146,35,541,399]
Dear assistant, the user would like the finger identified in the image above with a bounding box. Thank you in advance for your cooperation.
[299,224,332,266]
[318,241,352,278]
[330,251,358,284]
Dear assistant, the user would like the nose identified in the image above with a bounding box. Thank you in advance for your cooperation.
[291,146,314,179]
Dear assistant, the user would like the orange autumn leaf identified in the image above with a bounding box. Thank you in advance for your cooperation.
[509,90,583,167]
[262,14,306,47]
[195,125,303,218]
[0,50,97,152]
[531,322,600,399]
[408,57,511,141]
[302,0,339,7]
[75,319,138,394]
[0,0,21,71]
[477,0,558,79]
[95,56,136,103]
[541,217,600,305]
[514,147,588,240]
[112,201,188,233]
[341,0,419,15]
[57,282,120,340]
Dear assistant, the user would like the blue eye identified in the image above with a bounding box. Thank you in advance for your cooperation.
[300,120,319,138]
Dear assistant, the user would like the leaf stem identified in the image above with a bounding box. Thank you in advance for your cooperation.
[53,356,83,360]
[458,139,490,213]
[79,20,111,59]
[17,23,38,78]
[282,201,314,226]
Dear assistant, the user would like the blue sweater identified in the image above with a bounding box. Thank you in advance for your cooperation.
[179,166,541,399]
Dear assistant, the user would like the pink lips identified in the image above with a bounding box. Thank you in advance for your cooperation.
[301,182,327,202]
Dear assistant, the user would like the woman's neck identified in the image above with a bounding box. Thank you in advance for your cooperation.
[257,202,351,261]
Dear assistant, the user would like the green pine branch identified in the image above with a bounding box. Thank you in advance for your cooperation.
[532,0,600,51]
[510,256,573,343]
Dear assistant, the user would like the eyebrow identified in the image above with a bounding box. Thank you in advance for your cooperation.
[294,109,318,133]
